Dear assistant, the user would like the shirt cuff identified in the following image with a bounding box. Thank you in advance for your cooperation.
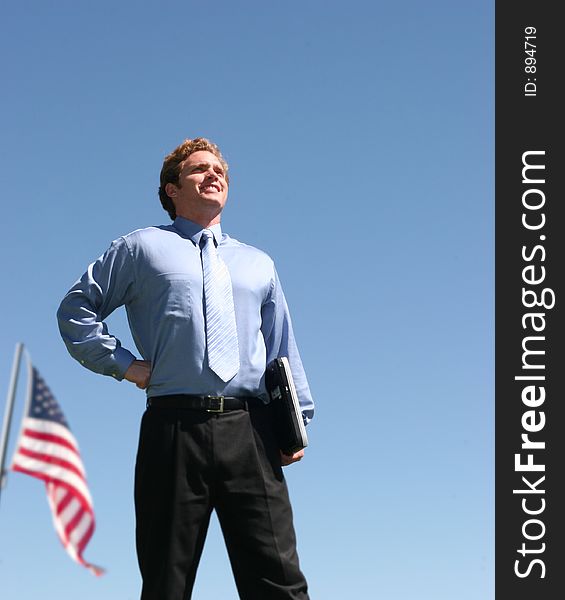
[111,347,137,381]
[302,409,314,427]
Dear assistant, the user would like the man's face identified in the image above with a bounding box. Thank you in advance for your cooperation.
[166,150,228,222]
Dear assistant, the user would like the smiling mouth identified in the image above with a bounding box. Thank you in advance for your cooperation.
[200,184,221,193]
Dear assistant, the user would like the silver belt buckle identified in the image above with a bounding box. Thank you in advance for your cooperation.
[206,395,225,412]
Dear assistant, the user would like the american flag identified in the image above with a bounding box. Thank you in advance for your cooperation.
[11,365,104,575]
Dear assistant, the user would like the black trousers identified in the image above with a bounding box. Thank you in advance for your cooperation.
[134,400,309,600]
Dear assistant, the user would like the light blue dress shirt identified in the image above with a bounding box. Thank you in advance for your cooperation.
[57,217,314,423]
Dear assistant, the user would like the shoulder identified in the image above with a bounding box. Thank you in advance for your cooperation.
[221,234,275,267]
[221,234,273,260]
[120,224,178,246]
[110,224,185,254]
[93,226,184,266]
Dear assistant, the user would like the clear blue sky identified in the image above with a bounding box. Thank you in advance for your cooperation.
[0,1,493,598]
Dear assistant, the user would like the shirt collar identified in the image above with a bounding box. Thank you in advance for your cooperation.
[172,216,223,246]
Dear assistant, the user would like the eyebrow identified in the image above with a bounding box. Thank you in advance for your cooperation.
[188,162,225,173]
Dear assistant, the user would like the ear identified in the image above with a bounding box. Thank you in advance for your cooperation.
[165,182,178,199]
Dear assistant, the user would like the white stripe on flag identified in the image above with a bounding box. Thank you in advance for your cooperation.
[59,497,81,527]
[18,437,86,476]
[52,485,68,505]
[47,484,70,543]
[69,512,93,548]
[13,454,93,505]
[23,417,80,451]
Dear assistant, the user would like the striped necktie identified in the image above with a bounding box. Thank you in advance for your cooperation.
[200,229,240,381]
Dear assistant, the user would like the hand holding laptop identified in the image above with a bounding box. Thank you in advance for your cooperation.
[280,448,305,466]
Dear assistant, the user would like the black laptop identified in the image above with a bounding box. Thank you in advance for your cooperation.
[265,357,309,455]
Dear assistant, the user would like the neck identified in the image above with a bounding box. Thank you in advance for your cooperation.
[176,210,222,229]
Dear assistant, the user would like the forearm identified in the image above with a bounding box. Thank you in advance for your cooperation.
[57,290,136,379]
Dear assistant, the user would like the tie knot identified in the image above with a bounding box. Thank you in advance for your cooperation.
[201,229,215,248]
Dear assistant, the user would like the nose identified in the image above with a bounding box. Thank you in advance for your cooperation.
[204,167,218,179]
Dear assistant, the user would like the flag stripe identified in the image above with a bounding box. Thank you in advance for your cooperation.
[76,519,95,555]
[23,417,80,450]
[54,487,74,514]
[63,502,86,540]
[47,484,74,546]
[16,445,86,479]
[22,428,79,455]
[59,497,81,527]
[12,463,93,509]
[69,512,93,550]
[12,452,92,504]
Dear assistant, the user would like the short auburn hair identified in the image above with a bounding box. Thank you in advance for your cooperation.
[158,137,229,220]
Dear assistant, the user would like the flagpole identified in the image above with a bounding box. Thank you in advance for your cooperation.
[0,342,24,505]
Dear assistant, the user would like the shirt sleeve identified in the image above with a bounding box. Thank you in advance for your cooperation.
[261,266,315,425]
[56,237,138,380]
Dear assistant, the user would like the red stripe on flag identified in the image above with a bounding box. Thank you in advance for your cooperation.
[76,518,96,556]
[11,465,92,511]
[22,428,78,453]
[53,487,74,515]
[15,447,85,480]
[62,505,87,542]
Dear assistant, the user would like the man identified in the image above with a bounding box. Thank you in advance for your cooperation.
[57,137,314,600]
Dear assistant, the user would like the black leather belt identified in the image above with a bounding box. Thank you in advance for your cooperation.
[147,394,256,413]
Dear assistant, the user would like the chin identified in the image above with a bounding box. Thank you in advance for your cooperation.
[201,194,227,206]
